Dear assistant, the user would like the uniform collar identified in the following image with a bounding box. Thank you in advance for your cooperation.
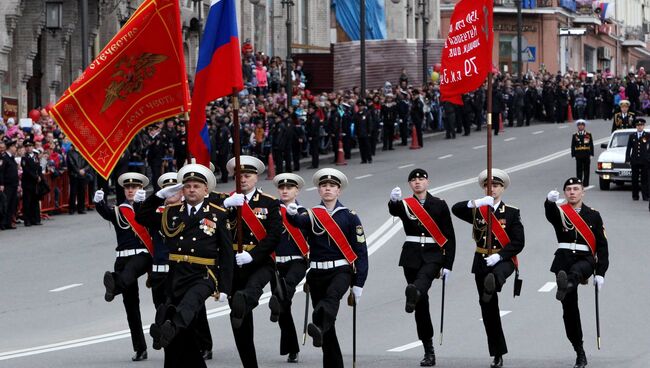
[244,188,258,202]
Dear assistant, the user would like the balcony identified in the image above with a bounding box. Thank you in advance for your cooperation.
[622,26,647,48]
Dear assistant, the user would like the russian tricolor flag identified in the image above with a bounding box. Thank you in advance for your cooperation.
[189,0,243,167]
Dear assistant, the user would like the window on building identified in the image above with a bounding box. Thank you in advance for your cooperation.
[499,34,514,74]
[584,45,595,73]
[300,0,309,44]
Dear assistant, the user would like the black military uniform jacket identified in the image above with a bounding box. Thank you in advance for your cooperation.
[0,152,19,187]
[388,193,456,270]
[20,153,40,190]
[162,199,233,297]
[287,200,369,287]
[96,200,150,252]
[452,201,525,275]
[625,130,650,165]
[228,188,282,266]
[544,200,609,277]
[571,131,594,159]
[276,204,309,257]
[611,111,635,132]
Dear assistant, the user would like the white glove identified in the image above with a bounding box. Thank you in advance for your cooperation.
[235,251,253,266]
[352,286,363,305]
[217,293,228,302]
[223,193,245,208]
[287,202,298,216]
[134,189,147,203]
[93,190,104,203]
[470,195,494,208]
[547,190,560,203]
[156,183,183,199]
[485,254,502,267]
[441,268,451,282]
[593,275,604,291]
[390,187,402,202]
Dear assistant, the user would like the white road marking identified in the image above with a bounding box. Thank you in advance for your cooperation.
[398,164,414,169]
[558,125,569,129]
[305,186,317,191]
[532,130,544,135]
[504,137,516,142]
[480,311,511,321]
[49,284,83,293]
[355,174,373,180]
[0,136,611,361]
[584,185,594,191]
[438,154,453,160]
[387,340,422,352]
[473,145,486,149]
[538,282,557,292]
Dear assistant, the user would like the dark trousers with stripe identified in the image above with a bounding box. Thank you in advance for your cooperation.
[307,265,353,368]
[403,261,442,341]
[230,263,275,368]
[113,253,152,353]
[474,260,515,357]
[270,259,308,355]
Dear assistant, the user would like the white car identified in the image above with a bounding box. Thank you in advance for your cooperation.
[596,128,650,190]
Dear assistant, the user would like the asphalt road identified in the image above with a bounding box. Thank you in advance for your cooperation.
[1,119,648,368]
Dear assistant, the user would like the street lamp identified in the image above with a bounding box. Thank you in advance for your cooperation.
[46,1,63,32]
[281,0,294,104]
[419,0,428,86]
[514,0,523,82]
[360,0,366,98]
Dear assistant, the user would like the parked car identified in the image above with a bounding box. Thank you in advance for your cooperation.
[596,128,650,190]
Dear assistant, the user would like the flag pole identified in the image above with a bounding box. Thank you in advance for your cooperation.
[184,112,191,161]
[232,87,243,254]
[486,72,493,251]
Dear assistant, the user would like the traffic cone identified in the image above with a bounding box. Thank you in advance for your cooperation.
[266,152,276,180]
[409,125,421,149]
[567,104,574,123]
[335,137,347,166]
[499,113,505,133]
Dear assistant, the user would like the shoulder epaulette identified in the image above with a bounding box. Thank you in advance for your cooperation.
[506,204,519,210]
[209,203,227,212]
[166,202,182,207]
[260,192,277,200]
[349,209,357,215]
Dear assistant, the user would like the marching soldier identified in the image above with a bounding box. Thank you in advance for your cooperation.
[94,173,154,362]
[388,168,456,367]
[625,118,650,201]
[570,120,594,187]
[269,173,310,363]
[545,178,609,368]
[221,155,282,368]
[451,169,524,368]
[286,168,369,368]
[611,100,635,132]
[148,163,233,367]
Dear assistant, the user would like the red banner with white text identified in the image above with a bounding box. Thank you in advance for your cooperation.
[440,0,493,105]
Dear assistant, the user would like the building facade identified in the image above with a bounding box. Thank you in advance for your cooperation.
[441,0,650,76]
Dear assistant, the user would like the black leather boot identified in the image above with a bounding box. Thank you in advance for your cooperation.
[405,284,420,313]
[573,342,588,368]
[490,355,503,368]
[482,273,496,303]
[420,339,435,366]
[556,270,568,301]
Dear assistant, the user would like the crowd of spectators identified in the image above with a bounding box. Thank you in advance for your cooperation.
[2,45,650,229]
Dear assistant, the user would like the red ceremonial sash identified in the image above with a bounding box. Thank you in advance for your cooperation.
[119,205,154,255]
[281,206,309,257]
[478,206,519,268]
[311,207,358,264]
[558,203,596,255]
[241,201,268,242]
[403,197,448,247]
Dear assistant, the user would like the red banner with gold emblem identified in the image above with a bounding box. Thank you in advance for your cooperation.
[50,0,190,179]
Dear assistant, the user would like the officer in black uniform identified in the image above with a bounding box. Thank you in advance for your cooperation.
[545,178,609,368]
[148,163,233,368]
[355,100,373,164]
[388,168,456,367]
[173,121,188,173]
[0,140,19,230]
[452,169,525,368]
[221,155,282,368]
[268,173,309,363]
[20,139,42,226]
[570,120,594,187]
[381,94,398,151]
[611,100,635,132]
[625,118,650,201]
[94,173,153,362]
[286,168,369,368]
[306,104,321,169]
